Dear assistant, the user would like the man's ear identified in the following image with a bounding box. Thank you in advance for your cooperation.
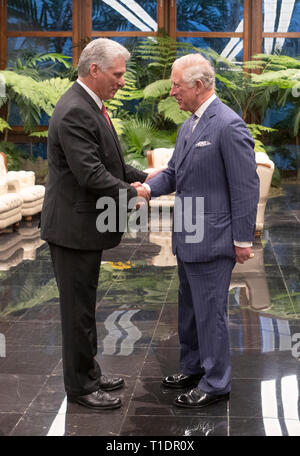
[195,79,204,93]
[89,63,99,78]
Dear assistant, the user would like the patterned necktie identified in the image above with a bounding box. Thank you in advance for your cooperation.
[101,103,112,127]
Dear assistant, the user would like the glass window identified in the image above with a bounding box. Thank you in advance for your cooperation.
[176,0,244,33]
[92,0,157,32]
[7,0,72,31]
[263,37,300,56]
[177,37,243,62]
[263,0,300,34]
[7,37,73,66]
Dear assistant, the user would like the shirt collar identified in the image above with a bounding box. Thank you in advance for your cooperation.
[76,79,103,111]
[194,93,217,120]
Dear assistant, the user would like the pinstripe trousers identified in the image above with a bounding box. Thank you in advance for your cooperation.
[177,256,235,395]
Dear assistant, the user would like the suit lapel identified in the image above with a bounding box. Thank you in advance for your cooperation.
[71,82,126,167]
[176,98,219,170]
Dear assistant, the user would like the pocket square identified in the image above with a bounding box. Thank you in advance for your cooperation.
[195,141,212,147]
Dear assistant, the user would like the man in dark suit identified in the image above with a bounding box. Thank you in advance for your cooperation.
[142,54,260,408]
[40,38,153,411]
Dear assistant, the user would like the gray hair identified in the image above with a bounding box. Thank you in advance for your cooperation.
[173,54,215,89]
[78,38,131,77]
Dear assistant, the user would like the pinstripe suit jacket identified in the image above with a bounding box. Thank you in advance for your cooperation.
[148,97,260,262]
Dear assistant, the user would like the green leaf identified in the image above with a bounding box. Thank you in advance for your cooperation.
[0,117,11,133]
[158,97,190,125]
[144,79,171,99]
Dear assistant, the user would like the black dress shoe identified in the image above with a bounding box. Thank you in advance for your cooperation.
[162,372,203,389]
[174,388,230,408]
[99,375,124,391]
[67,389,121,410]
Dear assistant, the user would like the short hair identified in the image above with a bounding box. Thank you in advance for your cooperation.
[173,54,215,89]
[78,38,131,77]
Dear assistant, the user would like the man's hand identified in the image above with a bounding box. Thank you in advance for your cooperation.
[131,182,150,208]
[145,167,166,182]
[235,246,254,264]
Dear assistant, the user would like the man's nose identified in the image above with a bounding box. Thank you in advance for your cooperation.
[119,77,125,87]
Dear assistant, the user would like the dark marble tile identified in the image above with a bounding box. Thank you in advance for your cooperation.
[151,324,179,348]
[5,321,62,346]
[11,410,124,436]
[127,379,228,418]
[0,345,61,375]
[19,300,61,322]
[0,373,46,413]
[0,413,23,436]
[53,347,149,380]
[230,377,300,422]
[231,349,300,379]
[140,347,181,379]
[229,417,300,436]
[158,304,179,326]
[120,415,228,436]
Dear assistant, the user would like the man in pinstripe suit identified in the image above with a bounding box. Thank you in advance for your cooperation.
[142,54,260,408]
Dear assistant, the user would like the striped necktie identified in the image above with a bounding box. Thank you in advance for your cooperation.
[101,103,112,127]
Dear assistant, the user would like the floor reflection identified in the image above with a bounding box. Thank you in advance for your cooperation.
[0,185,300,436]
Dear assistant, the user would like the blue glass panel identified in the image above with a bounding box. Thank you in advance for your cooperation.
[7,0,72,31]
[91,35,152,53]
[263,37,300,57]
[177,37,244,62]
[263,0,300,33]
[92,0,157,32]
[7,37,73,66]
[177,0,244,32]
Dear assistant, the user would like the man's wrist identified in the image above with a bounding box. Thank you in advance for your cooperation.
[234,240,252,248]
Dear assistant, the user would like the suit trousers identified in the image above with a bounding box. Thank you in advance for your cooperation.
[177,255,235,395]
[49,243,103,395]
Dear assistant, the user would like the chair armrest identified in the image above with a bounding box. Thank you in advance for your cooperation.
[6,177,21,193]
[7,170,35,187]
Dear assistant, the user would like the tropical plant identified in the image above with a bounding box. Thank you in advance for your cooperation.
[0,53,73,142]
[248,54,300,179]
[0,70,73,139]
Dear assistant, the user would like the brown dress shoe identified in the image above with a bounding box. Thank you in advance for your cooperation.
[67,389,122,410]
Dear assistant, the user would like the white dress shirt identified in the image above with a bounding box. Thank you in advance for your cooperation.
[76,78,103,110]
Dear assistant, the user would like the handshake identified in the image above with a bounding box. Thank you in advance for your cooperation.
[130,167,166,208]
[130,182,150,208]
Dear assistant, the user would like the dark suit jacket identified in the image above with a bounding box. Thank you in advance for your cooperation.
[40,82,147,250]
[148,97,260,262]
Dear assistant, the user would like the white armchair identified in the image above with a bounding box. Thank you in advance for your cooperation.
[255,152,275,238]
[0,152,45,220]
[0,177,23,230]
[146,148,175,208]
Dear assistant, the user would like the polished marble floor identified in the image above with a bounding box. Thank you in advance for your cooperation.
[0,184,300,437]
